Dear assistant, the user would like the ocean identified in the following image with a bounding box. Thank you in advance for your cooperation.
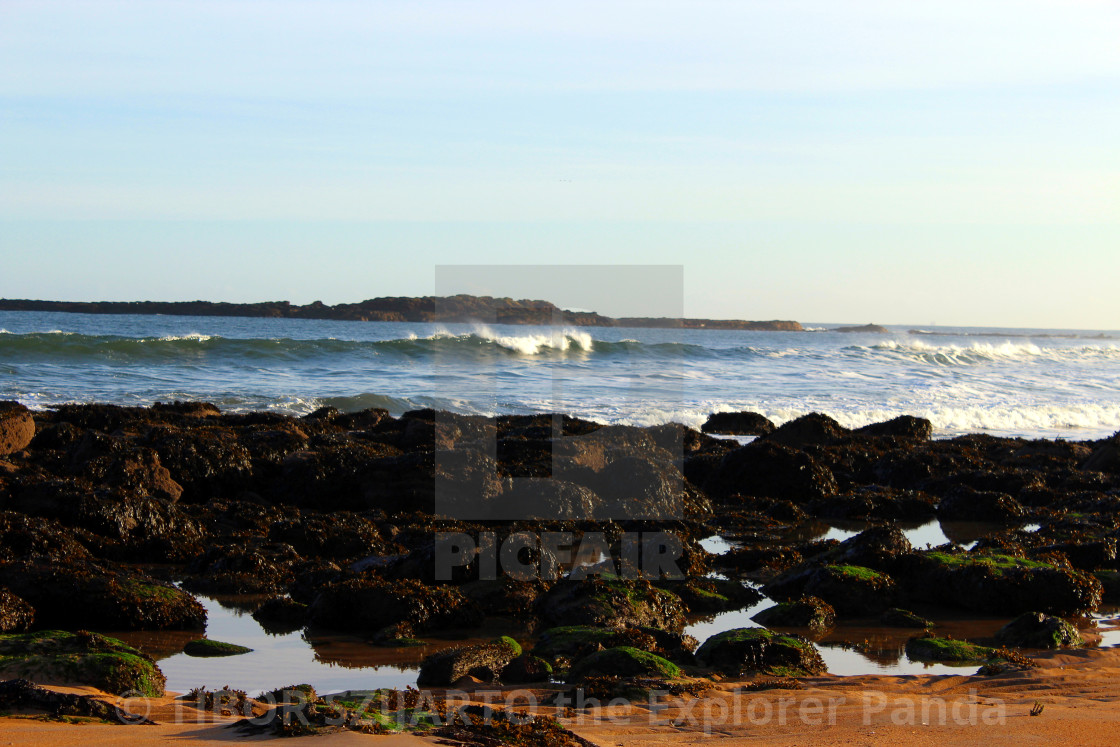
[2,311,1118,440]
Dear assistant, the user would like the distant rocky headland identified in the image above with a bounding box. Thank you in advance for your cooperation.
[0,296,803,331]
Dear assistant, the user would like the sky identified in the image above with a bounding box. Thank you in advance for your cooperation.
[1,0,1118,328]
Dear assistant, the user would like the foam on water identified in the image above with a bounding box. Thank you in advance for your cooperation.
[2,311,1118,440]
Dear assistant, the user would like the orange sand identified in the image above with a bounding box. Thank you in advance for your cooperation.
[2,648,1120,745]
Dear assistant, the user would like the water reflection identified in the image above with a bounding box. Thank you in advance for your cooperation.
[112,596,424,695]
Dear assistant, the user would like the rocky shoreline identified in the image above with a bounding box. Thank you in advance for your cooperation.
[0,296,802,331]
[1,399,1119,737]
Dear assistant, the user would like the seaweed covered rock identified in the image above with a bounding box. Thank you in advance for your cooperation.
[0,630,165,696]
[936,487,1026,523]
[656,577,762,614]
[763,413,848,449]
[501,654,553,683]
[417,636,521,686]
[826,525,912,571]
[705,441,838,504]
[0,589,34,633]
[752,596,836,633]
[146,426,253,502]
[994,612,1083,649]
[308,577,483,632]
[701,412,775,436]
[536,578,685,631]
[856,416,933,440]
[531,624,695,665]
[895,550,1102,616]
[183,639,253,657]
[695,628,826,676]
[568,646,681,680]
[809,487,936,522]
[252,597,309,635]
[532,625,621,662]
[880,608,934,628]
[904,634,995,664]
[1082,433,1120,474]
[0,560,206,630]
[763,564,897,616]
[0,402,35,456]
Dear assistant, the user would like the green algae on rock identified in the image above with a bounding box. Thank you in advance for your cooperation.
[0,630,165,697]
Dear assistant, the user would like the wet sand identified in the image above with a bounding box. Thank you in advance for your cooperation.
[4,648,1120,745]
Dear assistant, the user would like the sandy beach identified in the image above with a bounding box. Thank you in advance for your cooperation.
[4,647,1120,745]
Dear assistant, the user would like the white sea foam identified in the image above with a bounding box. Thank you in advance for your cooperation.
[412,325,595,355]
[156,333,213,342]
[684,402,1120,439]
[866,339,1120,365]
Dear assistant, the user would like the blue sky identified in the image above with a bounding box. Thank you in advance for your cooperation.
[1,0,1118,327]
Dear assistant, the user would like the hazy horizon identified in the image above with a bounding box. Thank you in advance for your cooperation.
[2,1,1117,328]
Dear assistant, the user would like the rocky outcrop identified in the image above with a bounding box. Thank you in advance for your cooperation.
[994,612,1083,649]
[695,628,826,676]
[705,441,838,503]
[752,596,836,633]
[536,578,685,631]
[0,296,802,330]
[417,636,521,685]
[700,412,775,436]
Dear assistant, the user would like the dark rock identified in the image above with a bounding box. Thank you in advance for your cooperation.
[501,654,553,683]
[828,525,912,571]
[0,589,34,632]
[252,596,309,635]
[417,636,521,686]
[763,564,897,616]
[0,560,206,630]
[857,416,933,440]
[763,413,848,449]
[656,577,762,615]
[894,550,1102,616]
[459,579,545,618]
[880,608,934,628]
[268,513,382,560]
[496,479,602,520]
[147,427,253,502]
[1037,539,1117,572]
[694,628,826,676]
[752,596,836,633]
[701,412,775,436]
[1083,434,1120,474]
[569,646,681,680]
[278,442,401,509]
[809,488,937,522]
[705,441,838,504]
[937,487,1026,523]
[308,577,483,632]
[994,612,1083,649]
[536,578,685,631]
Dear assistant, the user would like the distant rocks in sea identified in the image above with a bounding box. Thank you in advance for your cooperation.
[0,295,803,331]
[829,323,890,333]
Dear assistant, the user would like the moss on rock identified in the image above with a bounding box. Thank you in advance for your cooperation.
[904,635,995,663]
[569,646,681,680]
[183,638,253,657]
[0,630,165,696]
[695,627,826,677]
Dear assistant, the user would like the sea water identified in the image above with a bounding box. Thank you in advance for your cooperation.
[2,311,1117,439]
